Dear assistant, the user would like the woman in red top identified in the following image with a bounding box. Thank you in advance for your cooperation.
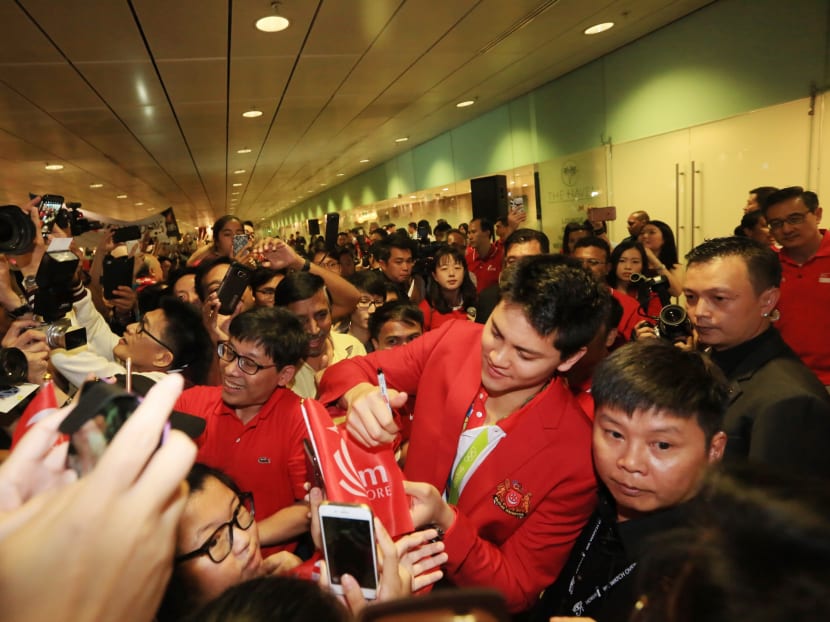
[419,245,477,331]
[608,240,662,320]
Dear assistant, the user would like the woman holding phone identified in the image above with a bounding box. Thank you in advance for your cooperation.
[158,465,447,621]
[186,215,249,267]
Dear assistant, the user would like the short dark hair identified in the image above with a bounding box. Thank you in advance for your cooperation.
[749,186,779,207]
[503,228,550,254]
[762,185,819,214]
[735,209,766,236]
[498,254,609,359]
[433,221,452,237]
[592,340,728,442]
[686,236,781,293]
[348,270,386,299]
[368,300,424,342]
[184,577,349,622]
[472,218,495,239]
[572,235,611,261]
[273,271,326,307]
[194,256,233,302]
[250,266,284,292]
[228,306,309,368]
[374,232,414,262]
[561,221,593,255]
[159,296,214,385]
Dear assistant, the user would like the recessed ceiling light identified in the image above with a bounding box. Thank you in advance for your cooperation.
[336,173,345,177]
[359,159,370,163]
[409,195,417,199]
[233,169,246,174]
[134,202,144,206]
[256,14,290,32]
[522,183,529,187]
[232,182,243,187]
[584,22,614,35]
[307,190,312,193]
[231,192,239,196]
[242,109,262,118]
[89,183,104,189]
[394,137,409,143]
[442,187,449,191]
[116,194,127,199]
[237,148,252,154]
[456,99,476,108]
[44,163,63,171]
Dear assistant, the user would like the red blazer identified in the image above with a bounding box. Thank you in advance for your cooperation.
[318,320,597,612]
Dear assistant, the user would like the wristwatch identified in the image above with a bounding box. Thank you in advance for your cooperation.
[22,275,38,292]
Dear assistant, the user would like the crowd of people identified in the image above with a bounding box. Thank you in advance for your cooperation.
[0,185,828,621]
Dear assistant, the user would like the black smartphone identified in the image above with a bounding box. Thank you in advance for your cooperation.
[324,213,340,251]
[38,194,64,235]
[216,263,252,315]
[112,225,142,243]
[102,255,134,299]
[59,380,150,476]
[303,438,326,492]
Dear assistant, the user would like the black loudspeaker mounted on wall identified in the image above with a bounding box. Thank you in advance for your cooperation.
[470,175,509,223]
[308,219,320,235]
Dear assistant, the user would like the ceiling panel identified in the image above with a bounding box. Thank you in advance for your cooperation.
[0,0,713,228]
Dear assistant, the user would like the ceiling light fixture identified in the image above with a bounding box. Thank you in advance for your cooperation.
[584,22,614,35]
[134,202,144,206]
[89,183,103,189]
[237,147,252,154]
[255,1,290,32]
[336,173,344,177]
[242,109,262,118]
[44,163,63,171]
[394,137,408,143]
[456,99,476,108]
[116,194,127,199]
[442,187,449,191]
[232,182,243,187]
[359,159,370,163]
[233,169,246,174]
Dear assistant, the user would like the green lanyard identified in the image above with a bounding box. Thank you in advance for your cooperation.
[447,427,491,505]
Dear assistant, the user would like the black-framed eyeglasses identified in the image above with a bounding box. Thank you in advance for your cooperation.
[137,316,174,354]
[767,210,810,230]
[356,295,384,309]
[217,342,277,375]
[175,492,255,564]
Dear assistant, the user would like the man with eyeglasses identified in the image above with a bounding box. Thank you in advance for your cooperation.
[762,186,830,387]
[572,236,641,343]
[50,291,213,389]
[174,306,311,556]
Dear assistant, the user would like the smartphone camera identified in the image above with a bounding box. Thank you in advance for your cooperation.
[319,502,379,600]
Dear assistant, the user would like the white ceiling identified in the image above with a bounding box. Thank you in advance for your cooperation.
[0,0,712,231]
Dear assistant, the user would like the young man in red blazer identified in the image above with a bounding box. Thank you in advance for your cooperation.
[318,255,609,613]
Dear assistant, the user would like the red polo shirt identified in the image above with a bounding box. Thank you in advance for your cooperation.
[175,385,308,555]
[775,230,830,384]
[466,241,504,293]
[611,287,644,341]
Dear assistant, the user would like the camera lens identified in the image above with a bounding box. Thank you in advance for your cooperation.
[0,205,36,255]
[660,305,686,325]
[0,347,28,388]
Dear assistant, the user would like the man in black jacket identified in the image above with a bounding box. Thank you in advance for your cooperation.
[683,236,830,477]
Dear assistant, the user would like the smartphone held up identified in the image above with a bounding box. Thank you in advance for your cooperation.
[319,502,379,600]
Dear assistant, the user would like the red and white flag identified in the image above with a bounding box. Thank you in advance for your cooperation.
[10,379,62,450]
[301,398,414,538]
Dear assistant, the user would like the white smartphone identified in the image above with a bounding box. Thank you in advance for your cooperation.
[318,502,379,600]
